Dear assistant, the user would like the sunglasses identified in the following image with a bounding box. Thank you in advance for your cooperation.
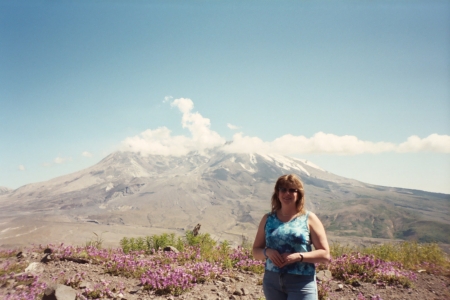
[278,187,298,194]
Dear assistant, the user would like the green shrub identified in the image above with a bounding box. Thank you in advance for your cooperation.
[85,232,105,249]
[0,260,27,277]
[240,234,253,250]
[146,233,185,252]
[329,242,355,259]
[361,241,449,271]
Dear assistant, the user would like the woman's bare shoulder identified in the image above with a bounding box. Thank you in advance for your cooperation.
[261,212,270,221]
[307,211,323,224]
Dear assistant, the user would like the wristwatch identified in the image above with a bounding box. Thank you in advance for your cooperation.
[263,247,269,259]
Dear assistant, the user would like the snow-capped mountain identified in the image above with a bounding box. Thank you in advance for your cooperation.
[0,150,449,247]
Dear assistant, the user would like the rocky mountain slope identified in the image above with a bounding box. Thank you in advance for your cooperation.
[0,186,12,195]
[0,150,449,248]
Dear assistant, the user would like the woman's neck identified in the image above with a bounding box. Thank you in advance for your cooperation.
[278,207,298,217]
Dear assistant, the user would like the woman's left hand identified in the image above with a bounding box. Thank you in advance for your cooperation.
[279,252,302,267]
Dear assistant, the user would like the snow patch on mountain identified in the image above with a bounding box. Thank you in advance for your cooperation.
[105,183,114,192]
[258,153,273,163]
[249,153,257,165]
[239,163,256,173]
[260,154,310,176]
[127,159,151,177]
[294,158,325,171]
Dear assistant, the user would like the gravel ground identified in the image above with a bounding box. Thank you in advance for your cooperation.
[1,250,449,300]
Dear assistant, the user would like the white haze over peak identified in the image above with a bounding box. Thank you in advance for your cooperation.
[18,165,25,171]
[121,98,450,156]
[121,98,225,156]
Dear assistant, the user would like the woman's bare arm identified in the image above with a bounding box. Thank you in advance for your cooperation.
[252,214,285,267]
[280,212,330,265]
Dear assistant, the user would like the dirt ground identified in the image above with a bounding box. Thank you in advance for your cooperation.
[1,250,449,300]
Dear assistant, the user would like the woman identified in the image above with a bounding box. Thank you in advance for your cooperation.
[253,174,330,300]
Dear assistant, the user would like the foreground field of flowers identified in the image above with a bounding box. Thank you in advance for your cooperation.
[1,231,449,300]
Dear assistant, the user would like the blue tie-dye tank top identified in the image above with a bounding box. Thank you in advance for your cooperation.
[265,211,316,275]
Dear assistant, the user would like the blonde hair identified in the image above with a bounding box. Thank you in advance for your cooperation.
[271,174,306,214]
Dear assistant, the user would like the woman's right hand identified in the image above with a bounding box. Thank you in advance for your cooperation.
[265,248,285,268]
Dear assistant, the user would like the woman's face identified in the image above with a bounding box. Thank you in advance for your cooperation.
[278,185,299,206]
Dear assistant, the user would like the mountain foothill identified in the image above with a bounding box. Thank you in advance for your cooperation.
[0,150,449,249]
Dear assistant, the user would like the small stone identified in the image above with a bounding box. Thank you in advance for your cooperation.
[129,286,142,294]
[6,278,15,286]
[25,262,45,274]
[351,280,361,287]
[163,246,179,254]
[78,281,92,289]
[54,284,77,300]
[316,270,332,282]
[42,286,57,300]
[41,253,52,263]
[337,284,344,291]
[241,288,250,295]
[233,289,242,296]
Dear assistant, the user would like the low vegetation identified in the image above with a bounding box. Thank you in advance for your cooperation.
[1,231,448,300]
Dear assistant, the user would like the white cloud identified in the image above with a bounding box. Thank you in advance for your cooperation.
[120,97,450,156]
[82,151,93,157]
[397,134,450,153]
[227,123,240,130]
[223,132,450,155]
[18,165,26,171]
[163,95,173,103]
[121,127,192,156]
[54,156,72,164]
[121,98,225,156]
[222,132,396,155]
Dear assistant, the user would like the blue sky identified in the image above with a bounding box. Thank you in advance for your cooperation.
[1,0,449,193]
